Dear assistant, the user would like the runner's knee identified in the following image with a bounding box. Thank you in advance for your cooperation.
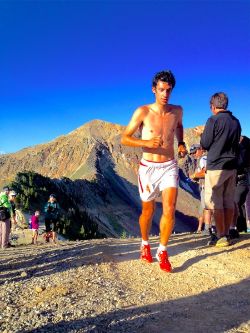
[162,204,175,217]
[141,205,155,219]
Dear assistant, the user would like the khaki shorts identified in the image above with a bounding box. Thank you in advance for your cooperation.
[205,169,236,209]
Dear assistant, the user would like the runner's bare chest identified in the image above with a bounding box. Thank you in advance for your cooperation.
[141,107,179,145]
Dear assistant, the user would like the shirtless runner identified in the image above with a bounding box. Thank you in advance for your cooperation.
[121,70,186,272]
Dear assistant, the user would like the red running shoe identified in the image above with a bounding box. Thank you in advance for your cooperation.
[140,244,153,263]
[156,250,172,272]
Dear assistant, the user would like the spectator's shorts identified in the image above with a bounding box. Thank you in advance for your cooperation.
[205,169,236,209]
[45,218,58,232]
[138,158,179,202]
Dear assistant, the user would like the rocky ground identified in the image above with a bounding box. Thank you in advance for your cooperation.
[0,231,250,333]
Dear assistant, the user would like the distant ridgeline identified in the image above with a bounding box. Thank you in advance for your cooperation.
[9,171,104,240]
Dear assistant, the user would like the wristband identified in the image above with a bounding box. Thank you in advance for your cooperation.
[178,141,186,147]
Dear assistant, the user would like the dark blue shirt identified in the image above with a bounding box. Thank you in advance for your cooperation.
[200,111,241,170]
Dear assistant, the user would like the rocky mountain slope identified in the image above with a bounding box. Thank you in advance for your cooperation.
[0,120,201,236]
[0,233,250,333]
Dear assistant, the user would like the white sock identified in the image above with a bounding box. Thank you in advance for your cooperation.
[141,240,149,246]
[158,244,167,252]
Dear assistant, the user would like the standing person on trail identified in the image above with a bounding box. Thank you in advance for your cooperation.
[0,186,12,249]
[190,145,213,235]
[195,92,241,247]
[121,70,186,272]
[44,194,60,244]
[31,210,40,245]
[9,190,17,231]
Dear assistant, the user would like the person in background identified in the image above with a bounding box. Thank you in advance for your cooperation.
[244,137,250,232]
[0,186,12,249]
[195,92,241,247]
[178,144,200,199]
[44,194,60,244]
[190,145,208,232]
[230,135,250,237]
[182,144,198,179]
[190,145,215,238]
[9,190,17,231]
[245,191,250,232]
[31,210,40,245]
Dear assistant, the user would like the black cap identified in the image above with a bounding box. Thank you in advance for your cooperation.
[49,194,56,198]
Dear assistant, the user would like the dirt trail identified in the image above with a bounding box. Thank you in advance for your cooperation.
[0,233,250,332]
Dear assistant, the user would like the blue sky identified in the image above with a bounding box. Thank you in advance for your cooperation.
[0,0,249,153]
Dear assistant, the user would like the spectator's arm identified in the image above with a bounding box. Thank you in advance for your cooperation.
[200,118,215,150]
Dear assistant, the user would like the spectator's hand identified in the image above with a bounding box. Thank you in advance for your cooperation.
[190,173,199,182]
[194,126,205,136]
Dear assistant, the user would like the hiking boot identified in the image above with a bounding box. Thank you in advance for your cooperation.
[140,244,153,263]
[211,226,217,234]
[207,234,218,246]
[216,236,230,247]
[156,250,172,272]
[226,235,233,245]
[229,229,240,239]
[201,229,211,236]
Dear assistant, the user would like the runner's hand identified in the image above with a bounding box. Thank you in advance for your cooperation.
[178,144,187,158]
[145,136,162,148]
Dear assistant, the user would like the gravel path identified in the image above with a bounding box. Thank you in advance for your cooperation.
[0,233,250,333]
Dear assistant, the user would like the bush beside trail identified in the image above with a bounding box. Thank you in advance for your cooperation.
[9,171,104,241]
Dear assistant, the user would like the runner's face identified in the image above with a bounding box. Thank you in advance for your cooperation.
[152,81,172,105]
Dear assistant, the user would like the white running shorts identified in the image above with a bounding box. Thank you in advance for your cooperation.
[138,158,179,202]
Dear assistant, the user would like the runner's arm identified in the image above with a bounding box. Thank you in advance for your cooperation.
[121,108,161,148]
[175,107,187,157]
[176,107,184,143]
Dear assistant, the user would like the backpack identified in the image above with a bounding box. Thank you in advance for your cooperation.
[0,206,11,221]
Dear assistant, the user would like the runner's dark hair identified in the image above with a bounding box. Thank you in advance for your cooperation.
[152,70,176,89]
